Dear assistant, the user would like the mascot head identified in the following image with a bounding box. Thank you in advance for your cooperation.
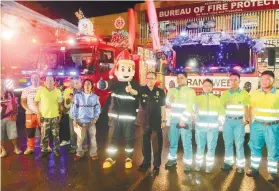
[114,59,135,82]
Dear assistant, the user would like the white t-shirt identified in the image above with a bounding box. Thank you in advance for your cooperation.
[21,86,40,114]
[84,93,90,104]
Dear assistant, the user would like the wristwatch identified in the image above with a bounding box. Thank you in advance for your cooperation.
[245,120,250,124]
[162,120,167,123]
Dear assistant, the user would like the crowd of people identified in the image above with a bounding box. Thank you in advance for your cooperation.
[0,70,278,183]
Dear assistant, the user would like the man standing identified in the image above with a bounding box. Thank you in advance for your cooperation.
[165,72,196,172]
[137,72,166,174]
[34,76,62,157]
[64,77,83,154]
[246,71,279,183]
[194,79,224,173]
[1,79,22,157]
[71,79,101,161]
[21,73,41,154]
[220,72,250,173]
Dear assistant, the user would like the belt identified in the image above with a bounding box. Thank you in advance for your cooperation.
[226,116,243,120]
[255,120,279,126]
[78,122,93,127]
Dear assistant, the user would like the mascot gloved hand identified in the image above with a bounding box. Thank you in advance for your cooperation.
[99,57,140,170]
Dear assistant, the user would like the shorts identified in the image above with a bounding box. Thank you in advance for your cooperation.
[26,114,39,128]
[1,119,18,140]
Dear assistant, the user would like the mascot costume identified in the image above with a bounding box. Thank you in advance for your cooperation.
[97,51,139,169]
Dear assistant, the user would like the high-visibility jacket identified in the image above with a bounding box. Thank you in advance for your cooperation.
[250,87,279,122]
[167,85,196,122]
[220,88,250,117]
[195,93,225,129]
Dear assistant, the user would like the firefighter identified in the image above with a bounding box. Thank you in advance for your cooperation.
[194,79,224,173]
[137,72,166,174]
[165,72,196,172]
[246,71,279,183]
[220,72,250,173]
[97,57,140,169]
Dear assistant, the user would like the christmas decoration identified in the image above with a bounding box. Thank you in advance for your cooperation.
[163,31,265,54]
[111,30,129,48]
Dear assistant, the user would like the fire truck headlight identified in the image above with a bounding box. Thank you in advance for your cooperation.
[69,71,77,76]
[58,72,64,76]
[47,72,53,76]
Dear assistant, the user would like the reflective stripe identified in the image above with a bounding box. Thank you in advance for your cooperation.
[237,163,245,168]
[226,105,244,109]
[107,148,117,154]
[225,157,234,160]
[196,155,204,160]
[196,122,219,128]
[206,161,214,166]
[251,157,261,162]
[236,159,245,167]
[254,108,279,113]
[268,161,278,167]
[108,113,136,120]
[119,115,136,120]
[108,113,118,118]
[254,116,279,121]
[206,156,214,161]
[196,159,203,164]
[171,113,182,117]
[225,111,244,115]
[168,153,177,160]
[183,159,192,165]
[171,103,187,108]
[251,163,259,168]
[182,112,191,117]
[111,93,135,100]
[125,148,134,153]
[268,167,277,173]
[198,111,218,116]
[236,159,245,163]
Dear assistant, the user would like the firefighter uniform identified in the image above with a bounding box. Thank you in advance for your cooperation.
[105,79,139,166]
[139,85,166,168]
[220,88,250,169]
[248,87,279,175]
[195,93,224,172]
[165,85,196,170]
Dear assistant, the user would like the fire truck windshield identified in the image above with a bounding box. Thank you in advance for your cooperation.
[175,43,254,74]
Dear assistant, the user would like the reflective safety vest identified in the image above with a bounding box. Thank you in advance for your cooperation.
[220,88,250,117]
[195,93,224,129]
[250,87,279,122]
[166,86,196,122]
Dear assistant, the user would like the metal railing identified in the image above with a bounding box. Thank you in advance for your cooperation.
[139,10,279,46]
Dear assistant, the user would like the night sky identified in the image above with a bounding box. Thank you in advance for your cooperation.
[18,1,142,25]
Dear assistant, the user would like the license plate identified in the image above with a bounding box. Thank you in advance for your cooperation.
[19,78,27,83]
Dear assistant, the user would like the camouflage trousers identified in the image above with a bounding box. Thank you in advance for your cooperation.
[41,117,60,152]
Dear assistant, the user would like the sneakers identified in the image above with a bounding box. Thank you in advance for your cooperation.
[1,150,7,158]
[165,160,177,168]
[24,148,34,155]
[74,155,82,161]
[236,167,244,174]
[125,158,133,169]
[14,148,22,155]
[184,164,192,172]
[138,163,151,171]
[205,166,213,174]
[91,155,98,161]
[267,173,278,183]
[221,163,233,171]
[68,148,76,154]
[47,146,52,153]
[53,150,60,157]
[246,168,259,177]
[60,140,70,147]
[153,166,160,175]
[39,152,48,158]
[103,158,116,169]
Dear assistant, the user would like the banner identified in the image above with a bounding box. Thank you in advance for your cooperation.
[242,15,258,28]
[155,0,279,21]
